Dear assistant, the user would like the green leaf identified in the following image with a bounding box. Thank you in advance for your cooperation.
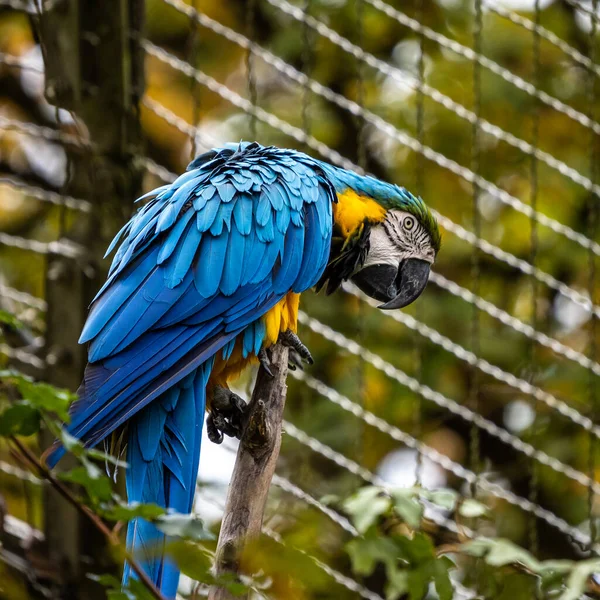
[406,563,429,600]
[106,592,131,600]
[462,538,541,573]
[458,498,488,519]
[390,489,423,529]
[319,494,339,506]
[537,559,574,584]
[125,579,159,600]
[0,402,41,436]
[496,573,538,600]
[89,574,129,599]
[346,530,399,577]
[432,556,455,600]
[385,568,409,600]
[154,513,214,540]
[343,486,391,533]
[167,541,214,584]
[217,573,252,597]
[0,370,74,422]
[90,571,156,600]
[16,379,73,421]
[59,464,114,504]
[0,310,22,329]
[89,573,122,588]
[100,501,166,522]
[0,370,75,437]
[425,489,458,511]
[393,532,435,565]
[57,429,85,455]
[559,558,600,600]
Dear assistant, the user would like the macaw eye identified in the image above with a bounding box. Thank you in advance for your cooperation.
[403,217,415,231]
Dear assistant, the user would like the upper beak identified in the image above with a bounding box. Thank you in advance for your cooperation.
[378,258,431,310]
[350,257,431,309]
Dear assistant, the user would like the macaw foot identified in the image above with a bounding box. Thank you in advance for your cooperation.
[257,330,313,377]
[206,387,247,445]
[280,330,313,371]
[258,347,274,377]
[279,329,315,371]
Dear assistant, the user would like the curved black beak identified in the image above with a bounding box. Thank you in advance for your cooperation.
[351,264,399,303]
[351,258,431,309]
[378,258,431,310]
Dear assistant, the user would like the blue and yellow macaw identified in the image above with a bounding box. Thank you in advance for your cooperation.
[47,142,441,598]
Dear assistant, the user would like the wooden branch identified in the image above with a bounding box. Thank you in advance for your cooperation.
[209,343,290,600]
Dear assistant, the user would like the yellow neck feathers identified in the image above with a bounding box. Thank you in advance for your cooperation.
[333,188,386,238]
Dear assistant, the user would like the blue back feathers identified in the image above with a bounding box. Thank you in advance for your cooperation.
[49,142,336,463]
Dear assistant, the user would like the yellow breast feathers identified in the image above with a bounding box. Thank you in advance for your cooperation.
[264,292,300,345]
[209,292,300,388]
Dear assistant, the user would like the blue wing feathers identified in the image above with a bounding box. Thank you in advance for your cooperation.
[164,221,202,288]
[87,267,187,361]
[157,209,195,264]
[240,229,267,287]
[222,338,236,360]
[274,224,304,294]
[104,276,194,360]
[256,214,275,243]
[275,201,291,233]
[210,201,235,236]
[221,226,245,296]
[196,196,220,232]
[155,179,196,233]
[222,282,271,324]
[51,143,336,598]
[217,181,236,202]
[269,181,286,210]
[77,327,229,449]
[294,204,326,292]
[198,183,216,201]
[256,192,271,226]
[249,236,283,284]
[194,231,228,297]
[233,192,254,235]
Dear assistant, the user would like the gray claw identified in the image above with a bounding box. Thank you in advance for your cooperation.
[207,414,224,444]
[279,330,313,366]
[208,387,248,444]
[288,349,304,371]
[258,348,274,377]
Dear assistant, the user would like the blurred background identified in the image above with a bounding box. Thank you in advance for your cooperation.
[0,0,599,597]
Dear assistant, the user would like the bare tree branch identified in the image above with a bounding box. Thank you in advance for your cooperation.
[209,342,289,600]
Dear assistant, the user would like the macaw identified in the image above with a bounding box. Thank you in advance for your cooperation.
[47,142,441,598]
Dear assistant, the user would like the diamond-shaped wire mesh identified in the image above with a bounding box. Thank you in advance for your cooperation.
[0,0,599,597]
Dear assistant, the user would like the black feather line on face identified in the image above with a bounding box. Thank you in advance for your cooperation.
[315,219,372,295]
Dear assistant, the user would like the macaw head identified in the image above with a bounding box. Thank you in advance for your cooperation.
[316,164,441,310]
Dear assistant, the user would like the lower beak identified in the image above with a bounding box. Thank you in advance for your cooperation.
[378,258,431,310]
[351,258,431,309]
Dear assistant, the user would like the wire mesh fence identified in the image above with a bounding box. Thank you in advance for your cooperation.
[0,0,599,597]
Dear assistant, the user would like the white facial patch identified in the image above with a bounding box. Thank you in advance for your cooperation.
[360,209,435,271]
[362,225,402,268]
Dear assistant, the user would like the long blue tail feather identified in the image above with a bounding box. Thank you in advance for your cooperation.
[123,361,212,598]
